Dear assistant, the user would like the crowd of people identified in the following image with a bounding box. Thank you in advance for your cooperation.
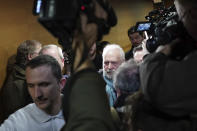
[0,0,197,130]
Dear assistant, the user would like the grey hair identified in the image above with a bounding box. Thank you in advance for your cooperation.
[39,44,64,59]
[16,40,42,65]
[102,44,125,62]
[113,59,140,94]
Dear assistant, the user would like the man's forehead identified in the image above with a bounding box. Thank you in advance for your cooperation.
[129,32,140,37]
[104,52,122,61]
[105,48,120,56]
[26,65,51,74]
[26,65,54,81]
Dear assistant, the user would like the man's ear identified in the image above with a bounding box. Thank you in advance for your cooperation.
[28,53,33,61]
[59,78,66,92]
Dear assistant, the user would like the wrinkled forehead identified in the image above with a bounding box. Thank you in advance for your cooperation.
[104,49,122,61]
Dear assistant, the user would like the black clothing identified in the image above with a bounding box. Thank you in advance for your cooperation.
[62,68,116,131]
[125,48,134,60]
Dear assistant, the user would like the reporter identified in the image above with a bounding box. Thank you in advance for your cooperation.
[124,1,197,130]
[140,0,197,121]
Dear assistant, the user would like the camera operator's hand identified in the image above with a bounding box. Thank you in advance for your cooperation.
[156,38,181,56]
[141,31,150,56]
[142,40,150,55]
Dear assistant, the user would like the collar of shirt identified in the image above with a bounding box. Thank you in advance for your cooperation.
[29,103,64,123]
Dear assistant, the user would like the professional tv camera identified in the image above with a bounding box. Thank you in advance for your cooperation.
[135,5,179,52]
[32,0,117,66]
[33,0,117,50]
[135,4,196,60]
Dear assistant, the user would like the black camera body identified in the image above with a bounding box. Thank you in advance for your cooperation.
[135,5,197,60]
[33,0,117,51]
[135,5,180,53]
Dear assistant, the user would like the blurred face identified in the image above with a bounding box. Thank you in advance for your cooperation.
[175,0,197,42]
[103,49,123,79]
[29,44,42,60]
[41,48,64,71]
[26,65,62,113]
[129,32,144,47]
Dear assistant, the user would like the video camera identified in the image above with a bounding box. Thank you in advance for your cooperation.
[135,4,182,53]
[33,0,117,51]
[135,1,197,60]
[135,3,197,60]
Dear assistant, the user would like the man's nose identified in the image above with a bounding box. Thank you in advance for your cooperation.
[132,39,137,44]
[35,86,42,98]
[108,62,113,69]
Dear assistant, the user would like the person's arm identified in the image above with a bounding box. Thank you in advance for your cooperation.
[140,43,197,117]
[0,113,18,131]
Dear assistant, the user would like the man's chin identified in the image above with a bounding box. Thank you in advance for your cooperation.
[106,74,112,80]
[103,71,113,80]
[35,101,49,110]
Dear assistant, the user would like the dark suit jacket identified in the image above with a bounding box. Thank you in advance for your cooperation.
[62,68,116,131]
[0,64,32,123]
